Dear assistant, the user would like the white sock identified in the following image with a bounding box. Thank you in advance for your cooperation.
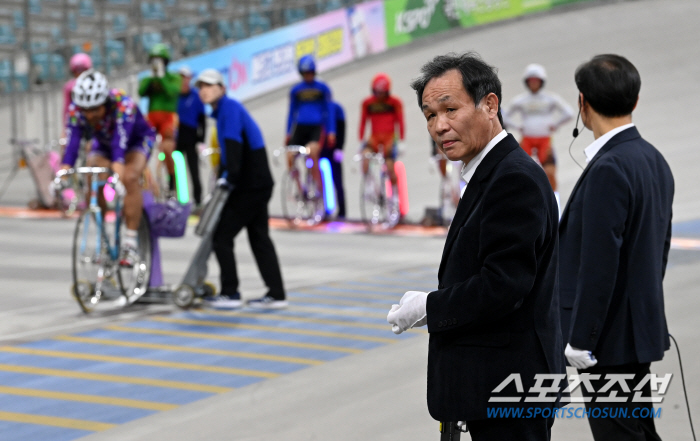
[123,229,138,249]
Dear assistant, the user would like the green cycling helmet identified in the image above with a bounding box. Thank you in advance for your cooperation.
[149,43,171,61]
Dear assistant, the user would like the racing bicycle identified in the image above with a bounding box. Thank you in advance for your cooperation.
[55,167,152,313]
[275,144,326,226]
[356,145,400,230]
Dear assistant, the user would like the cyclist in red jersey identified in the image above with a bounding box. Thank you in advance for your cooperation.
[359,73,405,206]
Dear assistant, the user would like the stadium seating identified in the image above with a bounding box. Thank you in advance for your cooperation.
[284,8,307,25]
[0,25,15,45]
[0,0,366,93]
[78,0,95,17]
[248,11,271,36]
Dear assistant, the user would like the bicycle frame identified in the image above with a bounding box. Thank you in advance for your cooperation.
[275,145,325,226]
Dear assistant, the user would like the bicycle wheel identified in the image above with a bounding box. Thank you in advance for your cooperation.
[381,172,400,229]
[360,172,384,227]
[281,168,305,226]
[71,211,122,313]
[305,170,325,226]
[117,212,152,303]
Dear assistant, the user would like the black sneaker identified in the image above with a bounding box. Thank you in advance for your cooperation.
[247,295,288,310]
[204,293,242,309]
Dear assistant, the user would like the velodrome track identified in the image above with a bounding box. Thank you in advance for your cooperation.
[0,1,699,440]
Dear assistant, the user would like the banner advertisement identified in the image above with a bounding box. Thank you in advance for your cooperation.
[384,0,460,48]
[348,1,388,59]
[384,0,597,48]
[167,9,354,102]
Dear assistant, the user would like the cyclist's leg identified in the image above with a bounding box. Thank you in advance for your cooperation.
[152,111,177,185]
[307,140,322,193]
[361,142,373,176]
[86,147,111,213]
[520,137,535,157]
[384,144,398,186]
[122,151,148,231]
[540,139,557,191]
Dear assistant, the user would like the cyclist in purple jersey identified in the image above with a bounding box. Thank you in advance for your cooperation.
[61,70,155,264]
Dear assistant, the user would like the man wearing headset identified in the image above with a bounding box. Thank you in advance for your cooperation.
[559,54,674,441]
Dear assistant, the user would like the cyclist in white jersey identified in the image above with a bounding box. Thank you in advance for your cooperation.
[503,63,574,191]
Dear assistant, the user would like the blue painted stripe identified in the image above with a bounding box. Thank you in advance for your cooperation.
[0,393,154,424]
[138,319,393,348]
[20,340,310,375]
[0,372,209,405]
[0,421,89,441]
[0,354,266,388]
[176,312,394,339]
[74,329,347,362]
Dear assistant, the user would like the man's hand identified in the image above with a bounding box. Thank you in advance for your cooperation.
[387,291,428,335]
[565,343,598,369]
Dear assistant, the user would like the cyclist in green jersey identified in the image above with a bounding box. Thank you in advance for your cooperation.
[138,43,182,193]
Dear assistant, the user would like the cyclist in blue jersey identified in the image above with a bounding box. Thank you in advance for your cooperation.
[176,66,206,208]
[60,70,155,265]
[286,55,336,197]
[195,69,286,310]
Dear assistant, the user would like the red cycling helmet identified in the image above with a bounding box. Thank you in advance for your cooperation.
[372,73,391,94]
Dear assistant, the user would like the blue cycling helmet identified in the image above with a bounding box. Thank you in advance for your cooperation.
[298,55,316,73]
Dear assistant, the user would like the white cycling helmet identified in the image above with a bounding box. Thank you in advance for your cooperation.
[523,63,547,82]
[72,70,110,108]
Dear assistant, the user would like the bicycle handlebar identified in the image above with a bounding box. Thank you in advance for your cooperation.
[54,167,112,181]
[273,145,309,157]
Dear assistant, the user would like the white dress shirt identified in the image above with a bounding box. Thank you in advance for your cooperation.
[460,130,508,198]
[584,123,635,163]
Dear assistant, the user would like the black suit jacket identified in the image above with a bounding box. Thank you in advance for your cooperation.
[559,127,674,366]
[426,134,565,421]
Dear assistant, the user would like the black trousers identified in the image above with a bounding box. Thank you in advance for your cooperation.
[176,123,203,205]
[319,147,346,218]
[579,363,662,441]
[212,187,285,299]
[465,416,553,441]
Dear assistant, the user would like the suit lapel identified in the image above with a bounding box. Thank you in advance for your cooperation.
[560,127,641,224]
[437,134,519,280]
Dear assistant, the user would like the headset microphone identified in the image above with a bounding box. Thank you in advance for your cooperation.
[568,108,584,170]
[572,109,581,138]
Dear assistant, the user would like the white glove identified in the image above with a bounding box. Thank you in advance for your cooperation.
[387,290,428,335]
[333,149,343,163]
[565,343,598,369]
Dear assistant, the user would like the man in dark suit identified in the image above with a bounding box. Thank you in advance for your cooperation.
[559,54,674,441]
[387,52,565,440]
